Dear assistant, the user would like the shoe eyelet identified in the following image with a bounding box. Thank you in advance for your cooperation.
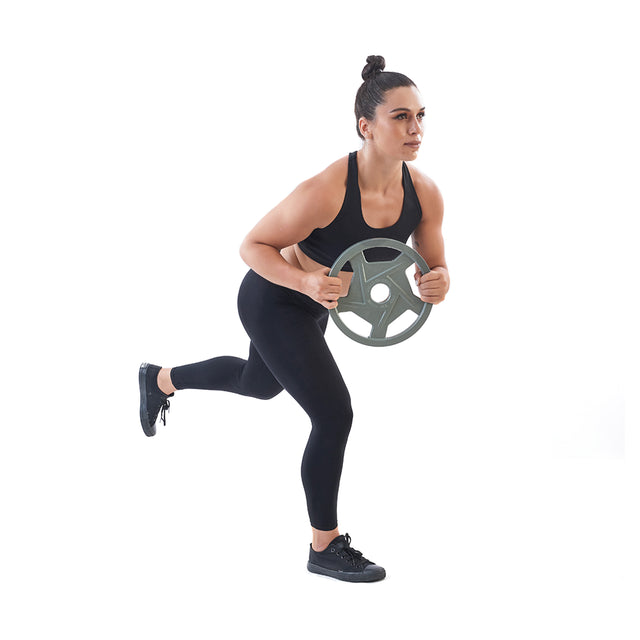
[330,547,335,553]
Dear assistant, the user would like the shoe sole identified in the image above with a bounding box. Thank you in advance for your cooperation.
[307,562,386,583]
[139,362,155,437]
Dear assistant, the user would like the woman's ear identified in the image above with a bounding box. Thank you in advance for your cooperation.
[359,117,372,140]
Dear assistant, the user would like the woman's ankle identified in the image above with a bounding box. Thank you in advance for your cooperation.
[311,527,340,552]
[157,368,177,395]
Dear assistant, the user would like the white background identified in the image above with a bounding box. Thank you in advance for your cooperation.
[1,0,638,638]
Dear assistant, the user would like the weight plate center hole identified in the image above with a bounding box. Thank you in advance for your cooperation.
[370,283,391,304]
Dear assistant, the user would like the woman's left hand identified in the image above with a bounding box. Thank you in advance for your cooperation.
[415,267,449,304]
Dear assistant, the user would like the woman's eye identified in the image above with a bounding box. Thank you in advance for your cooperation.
[395,112,425,120]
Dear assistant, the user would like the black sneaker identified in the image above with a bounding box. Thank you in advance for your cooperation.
[307,533,386,582]
[139,362,173,437]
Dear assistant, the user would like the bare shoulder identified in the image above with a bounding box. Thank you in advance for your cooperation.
[301,155,349,200]
[407,164,444,218]
[252,154,349,236]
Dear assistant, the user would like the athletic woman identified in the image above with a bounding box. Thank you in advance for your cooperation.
[139,55,449,582]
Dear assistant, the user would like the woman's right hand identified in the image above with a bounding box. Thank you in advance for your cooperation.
[301,268,343,309]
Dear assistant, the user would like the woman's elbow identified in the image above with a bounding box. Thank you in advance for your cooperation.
[240,236,274,268]
[239,236,253,266]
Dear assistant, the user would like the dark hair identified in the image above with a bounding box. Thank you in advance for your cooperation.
[354,55,417,140]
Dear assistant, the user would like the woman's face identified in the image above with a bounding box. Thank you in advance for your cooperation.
[361,85,425,160]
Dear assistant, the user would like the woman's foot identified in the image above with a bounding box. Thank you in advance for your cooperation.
[307,533,386,582]
[139,363,174,437]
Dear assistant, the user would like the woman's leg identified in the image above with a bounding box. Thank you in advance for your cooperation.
[167,343,283,400]
[140,342,282,437]
[237,271,353,532]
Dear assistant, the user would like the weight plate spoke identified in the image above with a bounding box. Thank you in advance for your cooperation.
[369,292,403,339]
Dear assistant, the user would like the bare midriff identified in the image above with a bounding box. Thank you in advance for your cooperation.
[281,245,353,298]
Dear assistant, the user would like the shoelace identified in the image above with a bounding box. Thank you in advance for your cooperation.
[337,533,369,567]
[160,398,170,426]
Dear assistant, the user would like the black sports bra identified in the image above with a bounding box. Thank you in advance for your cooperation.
[297,151,423,272]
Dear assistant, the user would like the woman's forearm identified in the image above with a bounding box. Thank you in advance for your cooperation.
[239,239,307,293]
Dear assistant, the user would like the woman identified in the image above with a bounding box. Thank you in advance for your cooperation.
[139,55,449,582]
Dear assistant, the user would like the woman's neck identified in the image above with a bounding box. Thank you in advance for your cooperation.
[356,145,403,195]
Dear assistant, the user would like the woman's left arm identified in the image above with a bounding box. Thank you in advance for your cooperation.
[410,171,450,304]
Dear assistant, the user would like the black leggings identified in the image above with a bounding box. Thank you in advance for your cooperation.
[170,270,352,531]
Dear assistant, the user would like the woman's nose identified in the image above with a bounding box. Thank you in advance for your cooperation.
[408,117,422,134]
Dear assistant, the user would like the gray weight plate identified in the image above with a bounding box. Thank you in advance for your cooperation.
[328,238,432,347]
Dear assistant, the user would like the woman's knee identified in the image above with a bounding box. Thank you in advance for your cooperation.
[241,371,283,400]
[252,382,283,401]
[312,400,353,438]
[341,403,354,430]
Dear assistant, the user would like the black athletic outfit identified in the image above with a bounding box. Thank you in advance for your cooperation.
[170,151,422,530]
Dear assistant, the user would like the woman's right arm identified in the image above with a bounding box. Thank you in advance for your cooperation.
[239,164,345,309]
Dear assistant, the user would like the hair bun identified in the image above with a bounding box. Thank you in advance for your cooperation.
[361,55,386,81]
